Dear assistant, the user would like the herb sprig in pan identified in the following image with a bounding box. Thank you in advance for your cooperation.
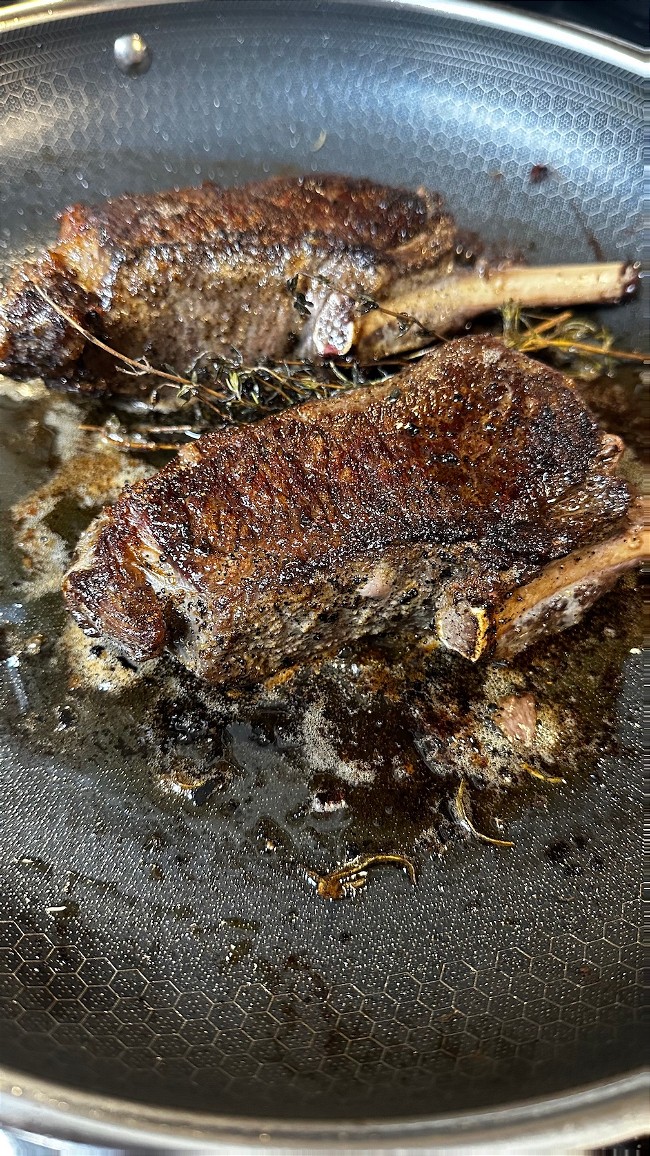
[33,281,645,453]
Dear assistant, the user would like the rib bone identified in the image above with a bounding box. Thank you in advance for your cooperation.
[493,502,648,659]
[357,263,638,359]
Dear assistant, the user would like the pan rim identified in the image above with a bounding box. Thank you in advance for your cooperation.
[0,1063,648,1150]
[0,0,644,1148]
[0,0,647,75]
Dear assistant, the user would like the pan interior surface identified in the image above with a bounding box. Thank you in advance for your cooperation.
[0,0,644,1131]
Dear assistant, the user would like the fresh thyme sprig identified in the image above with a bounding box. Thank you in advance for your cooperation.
[32,283,200,392]
[500,302,647,379]
[32,280,646,454]
[32,281,378,422]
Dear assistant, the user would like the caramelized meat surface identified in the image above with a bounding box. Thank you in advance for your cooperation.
[63,337,637,684]
[0,175,454,393]
[0,174,635,396]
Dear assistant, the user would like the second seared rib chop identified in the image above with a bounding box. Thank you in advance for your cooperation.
[63,337,642,685]
[0,175,636,394]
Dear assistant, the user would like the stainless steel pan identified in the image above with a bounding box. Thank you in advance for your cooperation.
[0,1,646,1150]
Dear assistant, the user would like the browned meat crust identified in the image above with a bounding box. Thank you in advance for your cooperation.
[0,175,455,393]
[63,337,635,684]
[1,175,637,396]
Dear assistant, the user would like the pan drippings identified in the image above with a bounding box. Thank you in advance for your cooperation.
[0,373,641,899]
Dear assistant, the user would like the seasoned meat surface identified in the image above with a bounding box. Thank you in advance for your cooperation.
[63,337,634,684]
[0,175,455,393]
[0,174,636,396]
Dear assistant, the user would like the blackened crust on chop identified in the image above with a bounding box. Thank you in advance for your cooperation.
[63,337,633,685]
[0,175,455,393]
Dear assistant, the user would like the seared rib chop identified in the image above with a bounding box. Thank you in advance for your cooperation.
[0,176,454,391]
[0,175,635,394]
[62,337,643,685]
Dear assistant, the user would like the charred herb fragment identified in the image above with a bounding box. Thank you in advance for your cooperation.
[455,779,514,848]
[500,303,646,379]
[521,762,566,785]
[303,853,416,900]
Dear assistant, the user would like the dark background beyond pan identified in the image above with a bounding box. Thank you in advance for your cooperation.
[0,0,645,1139]
[506,0,649,48]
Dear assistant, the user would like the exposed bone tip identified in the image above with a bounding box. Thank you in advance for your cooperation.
[622,261,640,297]
[358,260,640,360]
[436,602,491,661]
